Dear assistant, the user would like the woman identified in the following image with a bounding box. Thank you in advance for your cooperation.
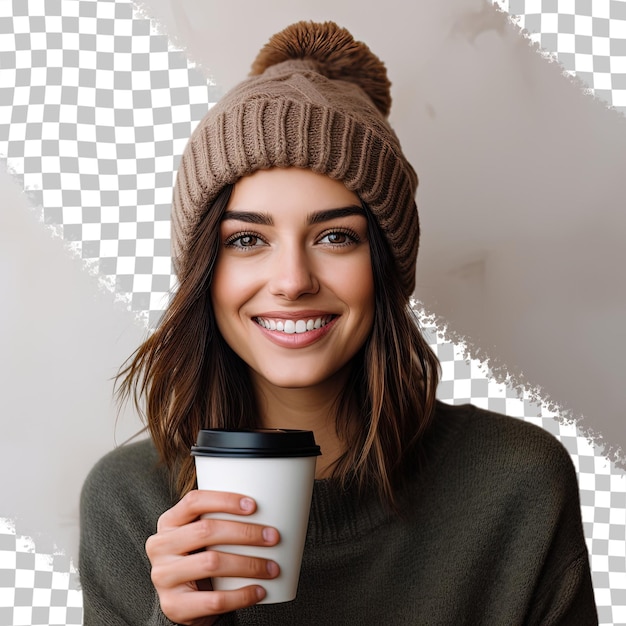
[79,21,597,625]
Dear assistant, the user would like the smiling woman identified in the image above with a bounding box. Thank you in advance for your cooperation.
[213,169,374,392]
[78,20,597,626]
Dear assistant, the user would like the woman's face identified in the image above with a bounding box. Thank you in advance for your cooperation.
[211,167,375,393]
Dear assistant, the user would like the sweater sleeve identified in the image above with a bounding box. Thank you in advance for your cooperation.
[523,440,598,626]
[527,552,597,625]
[79,442,181,626]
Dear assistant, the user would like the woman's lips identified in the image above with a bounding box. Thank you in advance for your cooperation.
[252,314,338,347]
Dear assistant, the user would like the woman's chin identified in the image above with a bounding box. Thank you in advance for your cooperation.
[251,365,344,393]
[258,375,327,391]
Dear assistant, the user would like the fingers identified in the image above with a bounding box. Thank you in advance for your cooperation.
[156,490,257,532]
[160,585,266,625]
[147,516,280,559]
[151,549,280,589]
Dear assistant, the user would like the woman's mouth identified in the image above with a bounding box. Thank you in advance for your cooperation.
[253,315,336,334]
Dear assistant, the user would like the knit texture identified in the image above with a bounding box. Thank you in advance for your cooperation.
[79,402,598,625]
[171,21,420,296]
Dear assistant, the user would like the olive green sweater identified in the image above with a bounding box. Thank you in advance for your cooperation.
[79,402,598,625]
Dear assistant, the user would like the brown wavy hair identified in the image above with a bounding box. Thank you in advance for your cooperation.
[116,182,440,508]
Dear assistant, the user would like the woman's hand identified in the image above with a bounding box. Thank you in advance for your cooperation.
[145,490,280,626]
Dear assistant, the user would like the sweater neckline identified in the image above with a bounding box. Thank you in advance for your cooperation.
[305,478,390,546]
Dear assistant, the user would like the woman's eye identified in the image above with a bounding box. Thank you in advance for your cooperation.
[319,230,357,245]
[226,233,264,248]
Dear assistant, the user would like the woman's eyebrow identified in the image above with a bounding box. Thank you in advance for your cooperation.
[221,211,273,225]
[307,205,365,225]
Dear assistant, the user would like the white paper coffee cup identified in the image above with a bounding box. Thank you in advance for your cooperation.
[191,429,321,604]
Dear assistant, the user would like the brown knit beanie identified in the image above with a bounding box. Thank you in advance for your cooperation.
[171,21,419,296]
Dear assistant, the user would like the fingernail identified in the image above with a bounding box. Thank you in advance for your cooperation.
[262,527,277,543]
[240,497,254,512]
[266,561,279,577]
[255,586,266,600]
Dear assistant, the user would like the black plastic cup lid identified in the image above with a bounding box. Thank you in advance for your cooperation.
[191,429,321,458]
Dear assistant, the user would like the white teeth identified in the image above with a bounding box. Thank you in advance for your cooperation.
[256,316,333,334]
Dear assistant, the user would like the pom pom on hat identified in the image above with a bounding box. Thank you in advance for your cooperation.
[171,21,420,297]
[250,21,392,117]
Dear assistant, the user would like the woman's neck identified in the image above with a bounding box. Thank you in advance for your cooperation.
[251,370,352,479]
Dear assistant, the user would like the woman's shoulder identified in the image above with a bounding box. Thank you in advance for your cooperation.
[434,400,573,455]
[428,401,579,493]
[84,436,159,485]
[81,436,175,518]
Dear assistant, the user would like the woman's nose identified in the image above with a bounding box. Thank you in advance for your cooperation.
[267,244,319,300]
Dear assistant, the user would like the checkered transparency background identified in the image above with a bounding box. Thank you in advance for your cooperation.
[493,0,626,114]
[0,0,625,624]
